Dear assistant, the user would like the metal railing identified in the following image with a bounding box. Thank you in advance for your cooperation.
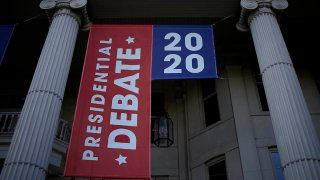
[56,118,71,142]
[0,112,71,142]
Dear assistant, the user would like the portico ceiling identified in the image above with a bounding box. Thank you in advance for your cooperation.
[0,0,319,110]
[0,0,319,23]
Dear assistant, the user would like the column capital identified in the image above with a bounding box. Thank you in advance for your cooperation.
[236,0,288,32]
[40,0,91,31]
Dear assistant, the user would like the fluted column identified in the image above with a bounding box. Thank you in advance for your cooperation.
[0,1,90,179]
[237,0,320,179]
[227,66,263,180]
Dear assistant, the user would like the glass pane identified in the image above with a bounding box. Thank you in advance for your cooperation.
[201,79,220,127]
[201,79,216,98]
[256,81,269,111]
[151,92,165,143]
[151,93,164,115]
[152,176,169,180]
[271,152,285,180]
[253,61,269,111]
[209,160,227,180]
[204,96,220,126]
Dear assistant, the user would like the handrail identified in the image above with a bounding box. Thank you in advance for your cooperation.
[0,112,19,133]
[0,112,71,142]
[56,118,71,142]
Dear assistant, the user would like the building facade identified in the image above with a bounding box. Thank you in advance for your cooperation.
[0,0,320,179]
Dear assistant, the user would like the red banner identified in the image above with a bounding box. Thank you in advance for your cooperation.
[65,25,152,179]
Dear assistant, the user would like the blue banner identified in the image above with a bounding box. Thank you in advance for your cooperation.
[152,25,217,80]
[0,25,15,64]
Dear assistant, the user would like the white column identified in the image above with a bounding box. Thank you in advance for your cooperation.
[176,98,190,180]
[238,1,320,179]
[0,1,89,179]
[227,66,263,180]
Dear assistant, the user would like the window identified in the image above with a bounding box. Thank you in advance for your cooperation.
[201,79,220,126]
[208,157,227,180]
[270,149,285,180]
[311,68,320,93]
[253,62,269,111]
[152,176,169,180]
[151,92,165,143]
[0,159,4,174]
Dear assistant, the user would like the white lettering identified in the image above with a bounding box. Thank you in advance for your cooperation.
[85,137,100,147]
[87,125,102,134]
[107,129,136,150]
[91,94,105,105]
[89,107,104,112]
[114,73,139,93]
[110,112,137,127]
[93,84,107,92]
[82,150,98,161]
[96,63,109,70]
[94,72,108,83]
[99,47,111,55]
[117,48,141,59]
[112,94,138,111]
[97,57,110,61]
[88,114,103,123]
[115,61,140,73]
[100,38,112,44]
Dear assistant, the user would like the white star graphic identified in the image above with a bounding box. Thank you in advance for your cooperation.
[115,154,127,165]
[126,36,135,44]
